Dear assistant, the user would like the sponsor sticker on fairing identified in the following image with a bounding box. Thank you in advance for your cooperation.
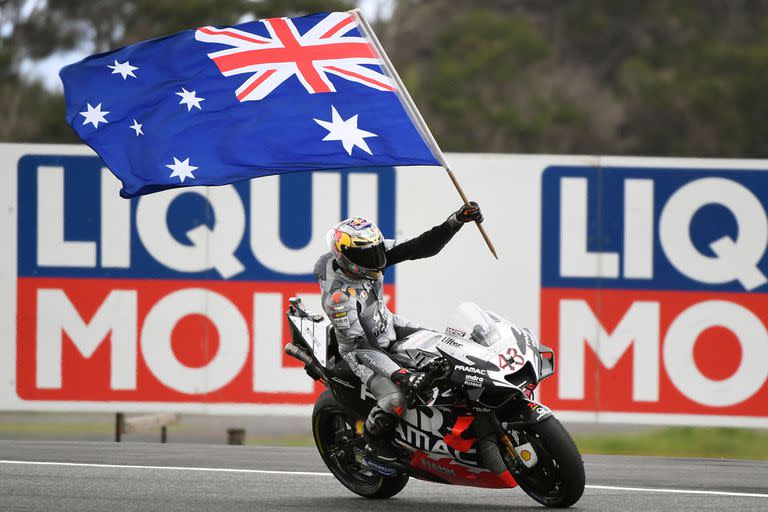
[455,364,486,375]
[463,374,484,387]
[440,336,463,348]
[445,326,467,338]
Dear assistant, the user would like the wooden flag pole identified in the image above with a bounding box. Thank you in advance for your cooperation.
[351,9,499,259]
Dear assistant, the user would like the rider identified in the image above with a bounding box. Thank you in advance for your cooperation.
[314,202,483,462]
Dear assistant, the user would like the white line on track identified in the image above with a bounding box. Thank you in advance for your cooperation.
[586,484,767,498]
[0,460,330,477]
[1,460,766,499]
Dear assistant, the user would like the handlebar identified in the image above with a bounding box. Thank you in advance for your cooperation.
[417,356,453,378]
[407,357,453,405]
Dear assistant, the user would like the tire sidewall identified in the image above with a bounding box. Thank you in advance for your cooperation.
[512,416,586,508]
[312,389,408,499]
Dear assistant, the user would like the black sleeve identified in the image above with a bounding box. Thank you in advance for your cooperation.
[385,219,461,267]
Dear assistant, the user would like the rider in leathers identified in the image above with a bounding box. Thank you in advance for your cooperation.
[315,203,483,461]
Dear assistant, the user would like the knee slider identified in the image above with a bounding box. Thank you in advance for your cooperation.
[380,392,406,417]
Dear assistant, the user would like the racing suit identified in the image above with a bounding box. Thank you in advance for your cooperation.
[315,216,464,437]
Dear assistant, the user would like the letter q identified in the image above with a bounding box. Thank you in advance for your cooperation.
[659,177,768,291]
[137,186,245,279]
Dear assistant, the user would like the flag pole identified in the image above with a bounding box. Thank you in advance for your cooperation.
[350,9,499,260]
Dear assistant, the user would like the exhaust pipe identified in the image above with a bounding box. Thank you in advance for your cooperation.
[285,343,325,382]
[285,343,313,365]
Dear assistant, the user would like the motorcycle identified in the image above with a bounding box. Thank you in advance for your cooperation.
[284,297,585,508]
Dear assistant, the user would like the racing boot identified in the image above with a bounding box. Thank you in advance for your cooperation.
[364,406,399,463]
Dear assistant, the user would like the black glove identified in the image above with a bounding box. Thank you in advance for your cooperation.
[452,201,483,224]
[391,368,427,393]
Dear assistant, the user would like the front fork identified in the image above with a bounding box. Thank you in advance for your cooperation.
[499,431,540,471]
[492,398,553,471]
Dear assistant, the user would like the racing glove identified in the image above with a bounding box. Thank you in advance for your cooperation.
[451,201,483,224]
[391,368,427,393]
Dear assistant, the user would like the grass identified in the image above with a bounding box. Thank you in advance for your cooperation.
[572,427,768,460]
[244,427,768,461]
[0,422,114,435]
[246,435,315,447]
[1,420,765,460]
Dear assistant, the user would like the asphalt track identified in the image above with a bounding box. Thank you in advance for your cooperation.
[0,441,766,511]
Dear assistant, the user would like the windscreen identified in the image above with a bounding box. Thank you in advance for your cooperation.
[445,302,502,347]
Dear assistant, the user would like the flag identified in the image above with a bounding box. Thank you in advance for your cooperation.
[60,12,439,198]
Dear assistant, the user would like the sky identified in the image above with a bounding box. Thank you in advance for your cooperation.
[18,0,396,92]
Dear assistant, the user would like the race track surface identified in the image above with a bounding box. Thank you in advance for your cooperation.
[0,441,766,511]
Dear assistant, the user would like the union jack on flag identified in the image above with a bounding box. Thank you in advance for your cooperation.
[196,12,395,101]
[60,12,438,198]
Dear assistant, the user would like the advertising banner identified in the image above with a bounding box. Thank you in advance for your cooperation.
[2,145,395,413]
[540,164,768,426]
[1,144,766,425]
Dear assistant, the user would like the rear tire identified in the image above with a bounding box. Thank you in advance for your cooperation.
[509,416,585,508]
[312,389,409,499]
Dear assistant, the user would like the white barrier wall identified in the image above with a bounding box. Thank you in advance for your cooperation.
[1,144,766,426]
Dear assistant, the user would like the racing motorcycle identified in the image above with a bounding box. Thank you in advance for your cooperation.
[284,298,585,508]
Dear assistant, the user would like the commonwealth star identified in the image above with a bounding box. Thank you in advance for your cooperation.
[108,60,138,79]
[176,88,205,111]
[80,103,109,128]
[314,106,377,156]
[166,157,198,183]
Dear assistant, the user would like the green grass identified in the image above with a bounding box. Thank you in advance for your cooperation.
[244,427,768,461]
[573,427,768,460]
[2,421,765,460]
[0,422,114,435]
[246,435,315,447]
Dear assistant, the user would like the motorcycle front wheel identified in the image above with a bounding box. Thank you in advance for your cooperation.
[312,389,409,499]
[505,416,585,508]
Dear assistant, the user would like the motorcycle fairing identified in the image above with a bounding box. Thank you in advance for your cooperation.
[287,313,330,367]
[499,398,554,425]
[392,309,553,403]
[408,451,517,489]
[326,375,516,486]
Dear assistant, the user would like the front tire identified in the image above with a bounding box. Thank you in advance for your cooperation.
[507,416,585,508]
[312,389,409,499]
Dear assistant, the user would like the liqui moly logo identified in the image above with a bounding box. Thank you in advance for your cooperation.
[540,166,768,423]
[16,154,396,405]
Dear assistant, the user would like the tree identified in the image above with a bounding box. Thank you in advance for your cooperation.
[5,0,768,158]
[382,0,768,157]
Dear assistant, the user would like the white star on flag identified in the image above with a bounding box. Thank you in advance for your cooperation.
[176,88,205,111]
[166,157,198,183]
[107,60,138,79]
[80,103,109,128]
[130,119,143,136]
[313,106,377,156]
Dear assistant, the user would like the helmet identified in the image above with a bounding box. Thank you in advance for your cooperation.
[328,217,386,280]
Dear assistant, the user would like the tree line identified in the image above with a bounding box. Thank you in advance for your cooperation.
[3,0,767,158]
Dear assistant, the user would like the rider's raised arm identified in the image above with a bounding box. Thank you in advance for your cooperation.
[384,202,483,267]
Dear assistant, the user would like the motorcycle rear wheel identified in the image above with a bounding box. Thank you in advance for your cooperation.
[312,389,409,499]
[506,416,585,508]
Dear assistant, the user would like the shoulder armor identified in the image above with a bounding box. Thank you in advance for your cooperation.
[314,252,334,280]
[331,290,349,304]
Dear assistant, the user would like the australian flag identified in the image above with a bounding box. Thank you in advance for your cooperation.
[60,12,439,198]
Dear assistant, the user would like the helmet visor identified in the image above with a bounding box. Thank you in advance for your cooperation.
[342,242,386,271]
